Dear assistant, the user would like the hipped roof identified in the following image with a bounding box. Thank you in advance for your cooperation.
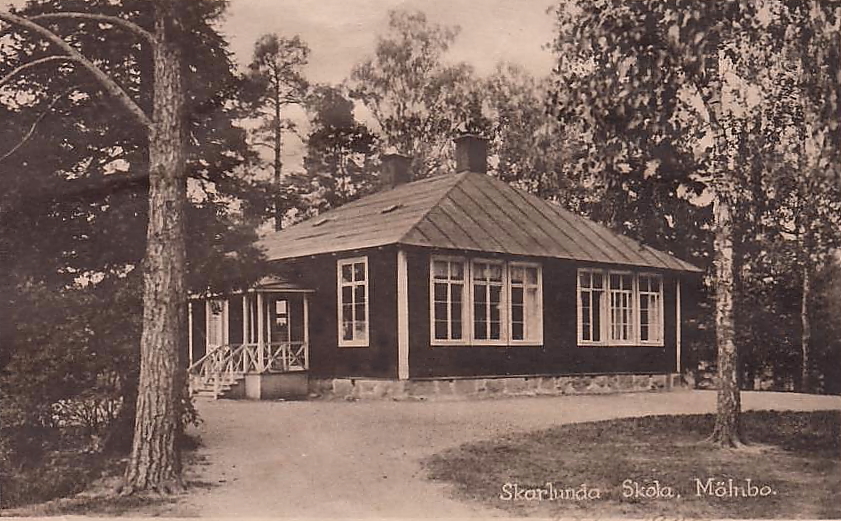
[258,171,702,273]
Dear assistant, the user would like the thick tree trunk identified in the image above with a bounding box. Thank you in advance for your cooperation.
[709,195,744,447]
[123,9,187,493]
[800,265,811,393]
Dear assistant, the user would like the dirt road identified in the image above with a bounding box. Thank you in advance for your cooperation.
[145,390,840,517]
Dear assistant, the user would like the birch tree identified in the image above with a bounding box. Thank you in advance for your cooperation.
[1,0,190,491]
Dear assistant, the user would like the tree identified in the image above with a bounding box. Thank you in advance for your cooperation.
[349,9,481,178]
[245,33,310,229]
[293,84,377,216]
[0,0,231,492]
[551,0,840,445]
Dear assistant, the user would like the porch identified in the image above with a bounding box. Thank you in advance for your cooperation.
[188,277,312,399]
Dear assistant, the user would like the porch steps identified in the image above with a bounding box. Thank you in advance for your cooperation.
[191,373,245,399]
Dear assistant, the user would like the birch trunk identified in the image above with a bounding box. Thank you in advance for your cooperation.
[123,3,187,492]
[709,195,744,447]
[800,265,811,393]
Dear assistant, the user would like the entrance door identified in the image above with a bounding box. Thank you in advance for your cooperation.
[207,298,228,347]
[269,297,291,345]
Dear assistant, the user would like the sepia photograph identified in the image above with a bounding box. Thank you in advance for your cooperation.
[1,0,840,518]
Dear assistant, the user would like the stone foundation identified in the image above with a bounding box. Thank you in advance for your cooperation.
[308,373,684,401]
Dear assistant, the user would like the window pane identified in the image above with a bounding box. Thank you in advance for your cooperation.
[512,304,524,323]
[451,298,462,322]
[580,272,590,288]
[511,287,524,306]
[490,322,501,339]
[354,285,366,304]
[434,283,447,302]
[341,264,353,283]
[354,303,365,324]
[593,273,603,289]
[451,284,463,305]
[526,268,538,285]
[475,285,487,304]
[354,262,365,281]
[342,286,352,304]
[489,264,503,281]
[433,261,448,279]
[474,263,487,281]
[355,321,367,340]
[512,323,524,341]
[511,266,524,284]
[475,320,487,339]
[342,304,353,322]
[342,322,353,341]
[592,291,602,341]
[434,302,448,321]
[451,262,464,280]
[434,320,448,340]
[452,320,463,340]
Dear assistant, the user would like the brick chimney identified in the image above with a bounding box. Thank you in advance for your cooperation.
[380,153,412,189]
[454,134,488,173]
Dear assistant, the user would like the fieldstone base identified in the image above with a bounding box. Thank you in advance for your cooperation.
[308,373,684,401]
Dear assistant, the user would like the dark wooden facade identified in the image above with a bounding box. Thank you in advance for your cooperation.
[270,245,681,380]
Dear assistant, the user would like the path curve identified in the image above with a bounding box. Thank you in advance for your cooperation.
[150,390,840,517]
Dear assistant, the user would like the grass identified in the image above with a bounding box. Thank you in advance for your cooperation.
[424,410,841,519]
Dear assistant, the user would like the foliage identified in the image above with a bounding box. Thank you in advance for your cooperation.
[287,84,378,217]
[349,9,482,178]
[0,0,270,501]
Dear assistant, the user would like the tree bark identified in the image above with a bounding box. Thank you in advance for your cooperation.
[709,195,744,447]
[123,3,186,493]
[273,84,283,231]
[800,265,811,393]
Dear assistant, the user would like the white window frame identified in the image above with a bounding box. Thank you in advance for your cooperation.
[607,270,636,346]
[470,258,508,345]
[637,272,665,346]
[577,268,665,347]
[508,262,544,345]
[429,256,468,346]
[429,257,544,347]
[337,256,369,347]
[577,269,606,346]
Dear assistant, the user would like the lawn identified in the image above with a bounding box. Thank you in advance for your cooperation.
[424,410,841,519]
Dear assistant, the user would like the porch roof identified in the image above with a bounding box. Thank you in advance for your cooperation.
[258,171,702,273]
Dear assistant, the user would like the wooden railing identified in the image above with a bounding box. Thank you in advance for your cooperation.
[188,342,308,395]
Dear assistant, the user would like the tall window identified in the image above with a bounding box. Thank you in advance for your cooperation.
[577,269,664,346]
[338,257,368,347]
[609,273,634,343]
[472,261,504,341]
[578,271,604,343]
[638,274,663,343]
[432,258,466,342]
[510,264,542,343]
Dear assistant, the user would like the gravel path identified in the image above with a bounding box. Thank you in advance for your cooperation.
[147,390,840,518]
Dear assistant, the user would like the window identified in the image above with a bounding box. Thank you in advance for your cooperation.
[638,274,663,344]
[509,263,543,343]
[472,261,505,341]
[577,269,664,347]
[430,257,543,346]
[431,258,466,342]
[338,257,368,347]
[578,271,604,343]
[609,272,634,343]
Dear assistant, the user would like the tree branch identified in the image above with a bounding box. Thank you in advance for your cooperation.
[29,12,155,46]
[0,87,73,163]
[0,55,75,89]
[0,10,153,130]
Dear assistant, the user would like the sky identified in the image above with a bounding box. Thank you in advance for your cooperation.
[221,0,558,82]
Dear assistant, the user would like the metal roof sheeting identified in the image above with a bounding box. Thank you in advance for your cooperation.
[258,172,702,273]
